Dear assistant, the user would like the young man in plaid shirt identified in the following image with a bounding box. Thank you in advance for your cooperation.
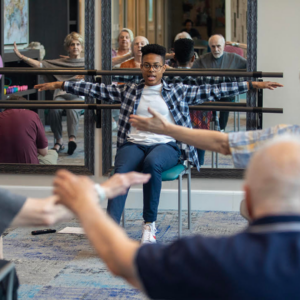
[35,44,281,243]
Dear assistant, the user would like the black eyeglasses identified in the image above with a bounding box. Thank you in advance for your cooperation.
[141,63,163,71]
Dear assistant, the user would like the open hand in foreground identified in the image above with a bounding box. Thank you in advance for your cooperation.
[53,170,151,213]
[129,107,169,135]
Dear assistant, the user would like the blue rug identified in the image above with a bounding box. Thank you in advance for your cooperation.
[3,210,247,299]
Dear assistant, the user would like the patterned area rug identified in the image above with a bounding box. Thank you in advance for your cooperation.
[3,210,247,299]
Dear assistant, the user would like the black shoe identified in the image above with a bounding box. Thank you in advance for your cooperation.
[52,142,65,153]
[67,141,77,155]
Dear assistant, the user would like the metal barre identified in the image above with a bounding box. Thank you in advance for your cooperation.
[0,101,247,107]
[0,67,283,78]
[0,103,283,113]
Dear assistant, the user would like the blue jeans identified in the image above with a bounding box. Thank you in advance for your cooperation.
[197,149,205,166]
[107,141,181,223]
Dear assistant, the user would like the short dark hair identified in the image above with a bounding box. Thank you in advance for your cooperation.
[184,19,193,26]
[141,44,166,63]
[174,38,194,65]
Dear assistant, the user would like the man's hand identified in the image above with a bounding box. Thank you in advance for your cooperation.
[53,170,98,214]
[129,107,169,134]
[101,172,151,199]
[34,81,64,91]
[252,81,284,90]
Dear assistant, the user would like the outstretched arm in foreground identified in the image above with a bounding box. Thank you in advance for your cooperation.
[53,170,151,289]
[130,107,231,155]
[11,195,74,227]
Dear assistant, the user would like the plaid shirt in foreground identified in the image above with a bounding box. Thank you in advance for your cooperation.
[229,124,300,169]
[65,79,248,170]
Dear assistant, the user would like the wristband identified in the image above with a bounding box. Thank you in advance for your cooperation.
[61,81,65,90]
[248,81,254,90]
[94,184,107,202]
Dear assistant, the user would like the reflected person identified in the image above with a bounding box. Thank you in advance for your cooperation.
[120,36,149,69]
[14,32,85,155]
[0,95,57,165]
[112,28,134,68]
[192,34,247,132]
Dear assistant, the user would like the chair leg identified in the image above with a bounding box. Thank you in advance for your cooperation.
[178,174,182,237]
[187,166,192,230]
[122,209,125,228]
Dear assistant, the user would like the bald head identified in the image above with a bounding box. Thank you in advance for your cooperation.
[208,34,225,58]
[244,136,300,219]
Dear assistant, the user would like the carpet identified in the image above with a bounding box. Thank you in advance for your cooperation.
[3,210,247,299]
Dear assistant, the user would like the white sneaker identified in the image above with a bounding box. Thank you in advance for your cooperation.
[141,222,157,244]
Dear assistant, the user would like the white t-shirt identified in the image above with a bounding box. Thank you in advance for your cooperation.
[127,84,176,145]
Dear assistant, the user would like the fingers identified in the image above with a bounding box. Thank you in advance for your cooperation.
[34,83,51,91]
[45,195,60,204]
[34,84,45,91]
[126,172,151,185]
[147,107,158,117]
[129,115,148,129]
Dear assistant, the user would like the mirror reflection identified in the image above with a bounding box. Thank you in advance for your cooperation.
[111,0,248,170]
[0,0,85,166]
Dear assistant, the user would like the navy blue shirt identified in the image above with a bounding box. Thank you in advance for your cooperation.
[135,215,300,299]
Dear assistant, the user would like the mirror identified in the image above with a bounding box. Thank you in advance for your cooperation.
[0,0,95,174]
[102,0,257,178]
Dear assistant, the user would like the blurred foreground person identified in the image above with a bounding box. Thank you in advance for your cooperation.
[54,135,300,300]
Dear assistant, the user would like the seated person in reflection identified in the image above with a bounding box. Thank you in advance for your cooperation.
[13,32,85,155]
[34,44,281,244]
[182,19,202,39]
[54,135,300,300]
[112,28,134,68]
[0,95,57,165]
[192,34,247,132]
[120,36,149,69]
[173,37,209,166]
[168,31,195,68]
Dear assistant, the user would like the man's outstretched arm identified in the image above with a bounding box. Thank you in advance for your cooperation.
[34,80,124,104]
[53,170,151,289]
[130,107,231,155]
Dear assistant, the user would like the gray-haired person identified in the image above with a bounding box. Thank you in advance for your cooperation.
[14,32,85,155]
[192,34,247,132]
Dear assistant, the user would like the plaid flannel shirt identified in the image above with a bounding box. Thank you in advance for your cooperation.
[64,79,248,170]
[229,124,300,169]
